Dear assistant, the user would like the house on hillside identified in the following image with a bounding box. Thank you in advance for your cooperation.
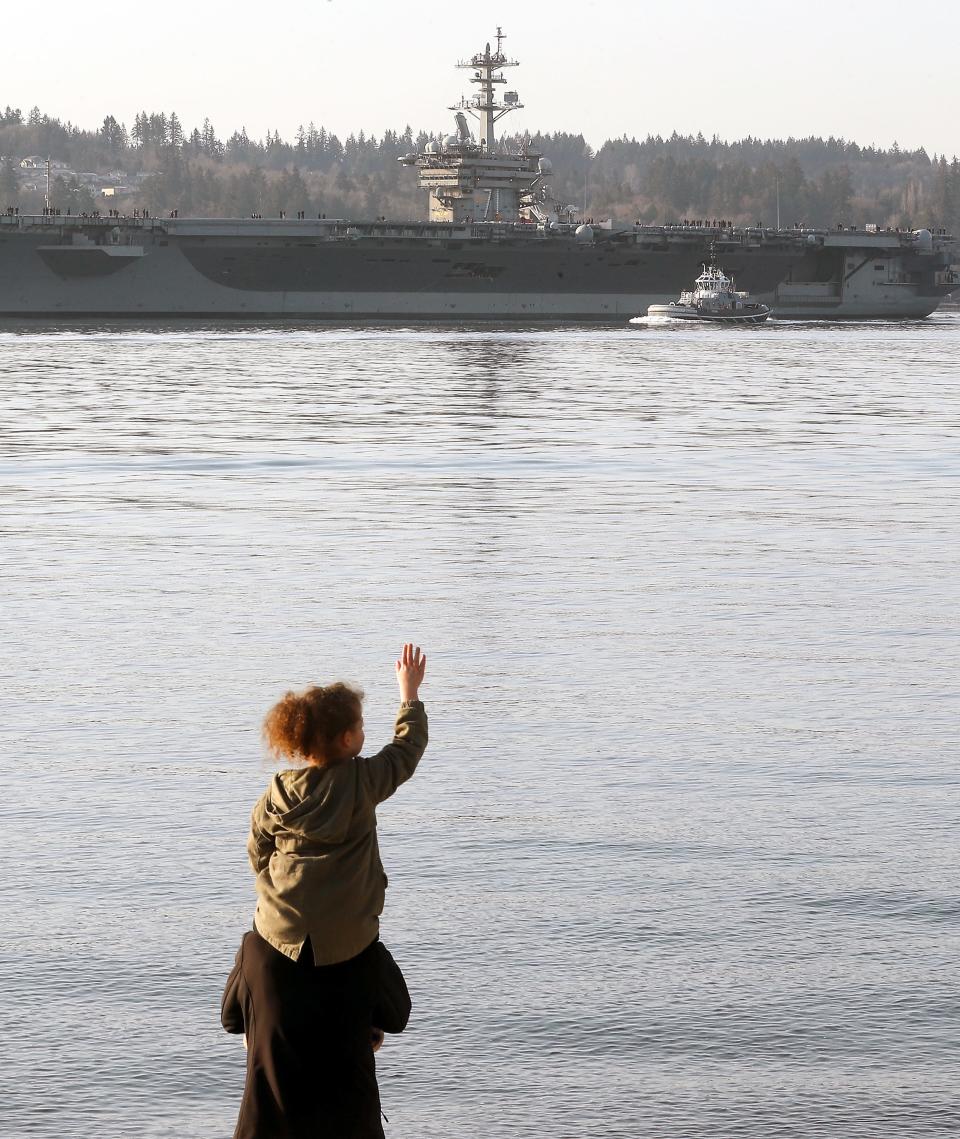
[19,156,70,171]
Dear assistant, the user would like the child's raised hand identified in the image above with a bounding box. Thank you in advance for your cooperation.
[396,643,426,702]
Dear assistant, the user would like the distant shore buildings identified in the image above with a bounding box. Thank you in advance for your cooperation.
[1,152,143,199]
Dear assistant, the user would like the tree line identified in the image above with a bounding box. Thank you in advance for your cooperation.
[1,104,958,233]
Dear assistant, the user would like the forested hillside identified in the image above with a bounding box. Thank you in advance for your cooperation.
[2,105,958,232]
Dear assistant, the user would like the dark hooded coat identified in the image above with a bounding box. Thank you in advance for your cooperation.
[221,930,411,1139]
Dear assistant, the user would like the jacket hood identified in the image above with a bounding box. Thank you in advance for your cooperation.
[264,763,357,846]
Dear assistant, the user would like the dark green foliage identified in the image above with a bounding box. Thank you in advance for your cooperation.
[528,130,955,230]
[0,106,957,231]
[48,174,97,214]
[0,153,18,199]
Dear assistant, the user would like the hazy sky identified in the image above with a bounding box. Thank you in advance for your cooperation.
[6,1,958,157]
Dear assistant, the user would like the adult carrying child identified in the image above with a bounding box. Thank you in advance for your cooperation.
[222,644,428,1139]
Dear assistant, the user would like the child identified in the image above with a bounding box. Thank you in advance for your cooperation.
[248,643,428,966]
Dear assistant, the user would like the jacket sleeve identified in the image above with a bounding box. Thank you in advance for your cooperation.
[359,701,428,805]
[247,790,275,876]
[221,938,247,1035]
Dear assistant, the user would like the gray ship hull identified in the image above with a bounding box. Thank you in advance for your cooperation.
[0,216,955,320]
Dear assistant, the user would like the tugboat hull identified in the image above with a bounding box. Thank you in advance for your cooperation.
[643,302,771,324]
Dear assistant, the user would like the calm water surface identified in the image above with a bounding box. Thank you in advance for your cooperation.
[1,317,958,1138]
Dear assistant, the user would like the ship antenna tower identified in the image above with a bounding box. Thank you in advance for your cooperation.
[453,25,522,150]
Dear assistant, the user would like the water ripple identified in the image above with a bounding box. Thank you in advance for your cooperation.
[1,317,958,1138]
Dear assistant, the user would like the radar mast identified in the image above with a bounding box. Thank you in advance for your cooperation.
[452,26,523,150]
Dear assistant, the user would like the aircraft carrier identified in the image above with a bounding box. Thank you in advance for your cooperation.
[0,30,956,320]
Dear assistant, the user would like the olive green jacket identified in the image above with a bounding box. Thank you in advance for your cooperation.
[248,700,428,965]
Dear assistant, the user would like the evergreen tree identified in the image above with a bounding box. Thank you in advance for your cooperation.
[100,115,127,155]
[0,154,18,200]
[201,118,222,157]
[226,127,252,162]
[149,112,168,146]
[167,112,184,149]
[933,156,950,225]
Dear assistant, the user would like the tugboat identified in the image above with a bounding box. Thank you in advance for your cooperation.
[635,259,772,324]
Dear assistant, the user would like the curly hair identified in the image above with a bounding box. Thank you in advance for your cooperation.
[262,682,364,764]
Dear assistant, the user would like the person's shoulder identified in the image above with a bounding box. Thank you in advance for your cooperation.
[274,763,327,795]
[341,756,367,783]
[346,753,379,793]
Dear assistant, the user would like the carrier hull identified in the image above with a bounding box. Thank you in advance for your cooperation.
[0,216,955,320]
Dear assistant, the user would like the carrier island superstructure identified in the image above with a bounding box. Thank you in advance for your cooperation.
[0,29,956,319]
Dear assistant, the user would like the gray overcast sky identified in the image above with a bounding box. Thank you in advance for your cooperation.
[6,1,958,156]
